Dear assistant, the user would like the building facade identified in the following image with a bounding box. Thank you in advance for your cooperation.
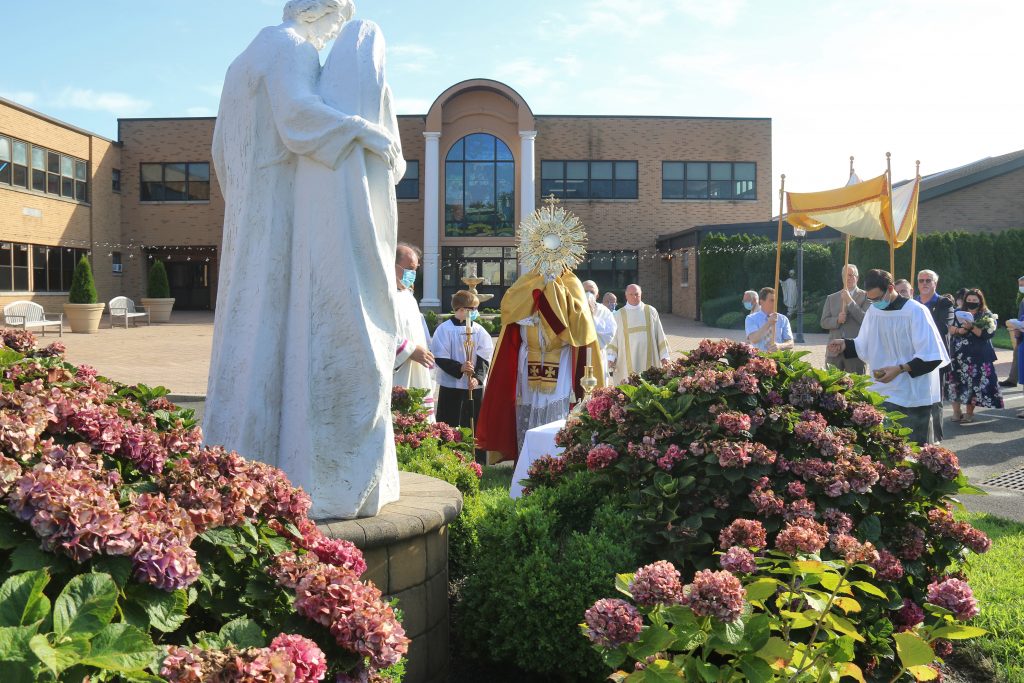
[1,80,773,315]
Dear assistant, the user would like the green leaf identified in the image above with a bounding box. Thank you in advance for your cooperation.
[615,573,636,598]
[200,527,242,548]
[826,614,865,642]
[0,569,51,627]
[0,624,38,661]
[744,614,772,652]
[929,625,987,640]
[630,624,676,660]
[692,659,720,682]
[7,544,54,573]
[53,573,118,638]
[739,655,774,682]
[955,482,986,495]
[850,580,888,599]
[744,578,779,602]
[28,633,89,676]
[856,515,882,543]
[0,521,27,550]
[818,572,842,592]
[631,659,679,682]
[81,623,159,672]
[908,664,940,680]
[92,556,134,588]
[839,661,867,682]
[138,585,188,634]
[219,617,265,648]
[893,632,936,669]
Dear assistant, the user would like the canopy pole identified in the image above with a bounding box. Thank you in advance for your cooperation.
[886,152,894,274]
[773,174,786,343]
[849,155,855,178]
[909,159,921,283]
[844,235,851,271]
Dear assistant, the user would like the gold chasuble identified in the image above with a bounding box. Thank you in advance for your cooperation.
[477,269,605,463]
[607,303,670,384]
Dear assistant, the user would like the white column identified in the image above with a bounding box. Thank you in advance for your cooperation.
[421,131,442,310]
[519,130,537,222]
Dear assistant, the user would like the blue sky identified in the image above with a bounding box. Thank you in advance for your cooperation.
[3,0,1022,213]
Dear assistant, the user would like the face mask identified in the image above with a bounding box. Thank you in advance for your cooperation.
[1018,287,1024,294]
[965,302,980,310]
[743,301,753,311]
[871,295,891,311]
[468,310,480,322]
[400,269,416,288]
[608,303,617,311]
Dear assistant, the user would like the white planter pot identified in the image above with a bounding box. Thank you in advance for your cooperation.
[141,298,175,323]
[63,303,105,334]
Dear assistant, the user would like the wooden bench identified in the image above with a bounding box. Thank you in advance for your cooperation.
[108,296,151,328]
[3,301,63,337]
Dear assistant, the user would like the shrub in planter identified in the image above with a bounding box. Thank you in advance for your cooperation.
[147,260,171,299]
[0,332,408,682]
[525,339,990,678]
[456,471,646,679]
[68,255,98,304]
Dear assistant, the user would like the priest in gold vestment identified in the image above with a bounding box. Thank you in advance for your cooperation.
[607,284,670,384]
[476,269,605,464]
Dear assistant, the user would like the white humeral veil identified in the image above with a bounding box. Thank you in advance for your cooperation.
[281,20,405,519]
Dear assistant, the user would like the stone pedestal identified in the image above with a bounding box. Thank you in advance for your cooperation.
[319,472,462,683]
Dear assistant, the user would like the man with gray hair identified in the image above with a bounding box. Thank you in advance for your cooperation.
[742,290,760,314]
[820,264,869,373]
[607,284,670,383]
[394,242,435,419]
[915,269,953,442]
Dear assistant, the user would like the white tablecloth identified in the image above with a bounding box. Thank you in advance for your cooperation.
[510,418,566,499]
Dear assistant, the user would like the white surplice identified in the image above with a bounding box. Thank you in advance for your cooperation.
[394,287,435,419]
[606,302,670,384]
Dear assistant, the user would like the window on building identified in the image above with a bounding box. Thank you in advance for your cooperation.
[0,242,35,292]
[140,162,211,202]
[396,160,419,199]
[112,168,122,193]
[26,245,89,293]
[0,136,10,185]
[541,161,638,200]
[681,250,690,287]
[12,140,28,188]
[662,161,756,200]
[445,134,515,237]
[574,250,639,296]
[440,246,518,309]
[112,252,123,274]
[0,137,88,201]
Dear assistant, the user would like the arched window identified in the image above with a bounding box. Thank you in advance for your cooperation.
[445,133,515,237]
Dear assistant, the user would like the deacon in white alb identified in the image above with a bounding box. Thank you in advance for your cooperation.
[607,284,670,384]
[393,243,436,420]
[431,290,494,429]
[581,280,617,381]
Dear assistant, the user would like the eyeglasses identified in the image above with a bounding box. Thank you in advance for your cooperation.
[917,278,933,283]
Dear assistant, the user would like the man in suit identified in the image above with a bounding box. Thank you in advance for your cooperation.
[821,264,870,373]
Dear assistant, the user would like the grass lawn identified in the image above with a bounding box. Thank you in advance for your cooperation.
[993,328,1014,350]
[955,513,1024,682]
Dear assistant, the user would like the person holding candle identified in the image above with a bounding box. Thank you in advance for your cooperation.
[431,290,494,430]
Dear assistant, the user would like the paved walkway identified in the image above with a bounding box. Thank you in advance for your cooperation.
[50,311,1024,522]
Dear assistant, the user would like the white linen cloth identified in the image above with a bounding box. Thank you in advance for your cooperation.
[510,419,566,499]
[515,317,574,453]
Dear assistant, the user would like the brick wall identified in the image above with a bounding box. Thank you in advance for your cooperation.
[918,167,1024,234]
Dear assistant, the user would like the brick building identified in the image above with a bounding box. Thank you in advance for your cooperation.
[1,79,773,314]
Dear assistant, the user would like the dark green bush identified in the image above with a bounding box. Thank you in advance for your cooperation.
[68,255,98,304]
[700,293,741,326]
[456,472,644,680]
[424,311,439,335]
[147,260,171,298]
[714,310,747,330]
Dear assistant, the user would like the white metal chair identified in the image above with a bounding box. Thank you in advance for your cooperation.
[108,296,151,328]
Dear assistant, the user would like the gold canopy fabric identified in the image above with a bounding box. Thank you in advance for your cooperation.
[786,173,921,249]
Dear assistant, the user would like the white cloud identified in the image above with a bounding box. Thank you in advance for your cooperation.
[0,90,39,106]
[494,59,555,90]
[197,83,223,98]
[52,87,151,116]
[185,106,215,117]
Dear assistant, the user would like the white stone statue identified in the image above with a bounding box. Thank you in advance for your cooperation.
[206,0,406,519]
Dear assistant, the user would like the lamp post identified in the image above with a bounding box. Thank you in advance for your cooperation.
[793,227,806,343]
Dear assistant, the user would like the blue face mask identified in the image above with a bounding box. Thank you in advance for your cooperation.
[743,301,753,311]
[468,310,479,322]
[871,296,891,311]
[400,269,416,289]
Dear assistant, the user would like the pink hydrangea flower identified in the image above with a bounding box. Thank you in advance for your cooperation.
[583,598,643,648]
[270,633,328,683]
[586,444,619,471]
[775,517,830,555]
[927,578,979,621]
[720,546,757,574]
[872,550,904,582]
[719,519,767,550]
[851,403,884,427]
[711,440,750,468]
[918,444,960,479]
[683,569,746,623]
[715,411,751,436]
[629,561,684,607]
[893,599,926,632]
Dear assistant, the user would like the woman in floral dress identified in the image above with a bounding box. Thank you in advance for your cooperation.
[945,288,1003,422]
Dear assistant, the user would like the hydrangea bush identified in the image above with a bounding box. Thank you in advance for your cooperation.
[0,332,407,682]
[522,339,989,679]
